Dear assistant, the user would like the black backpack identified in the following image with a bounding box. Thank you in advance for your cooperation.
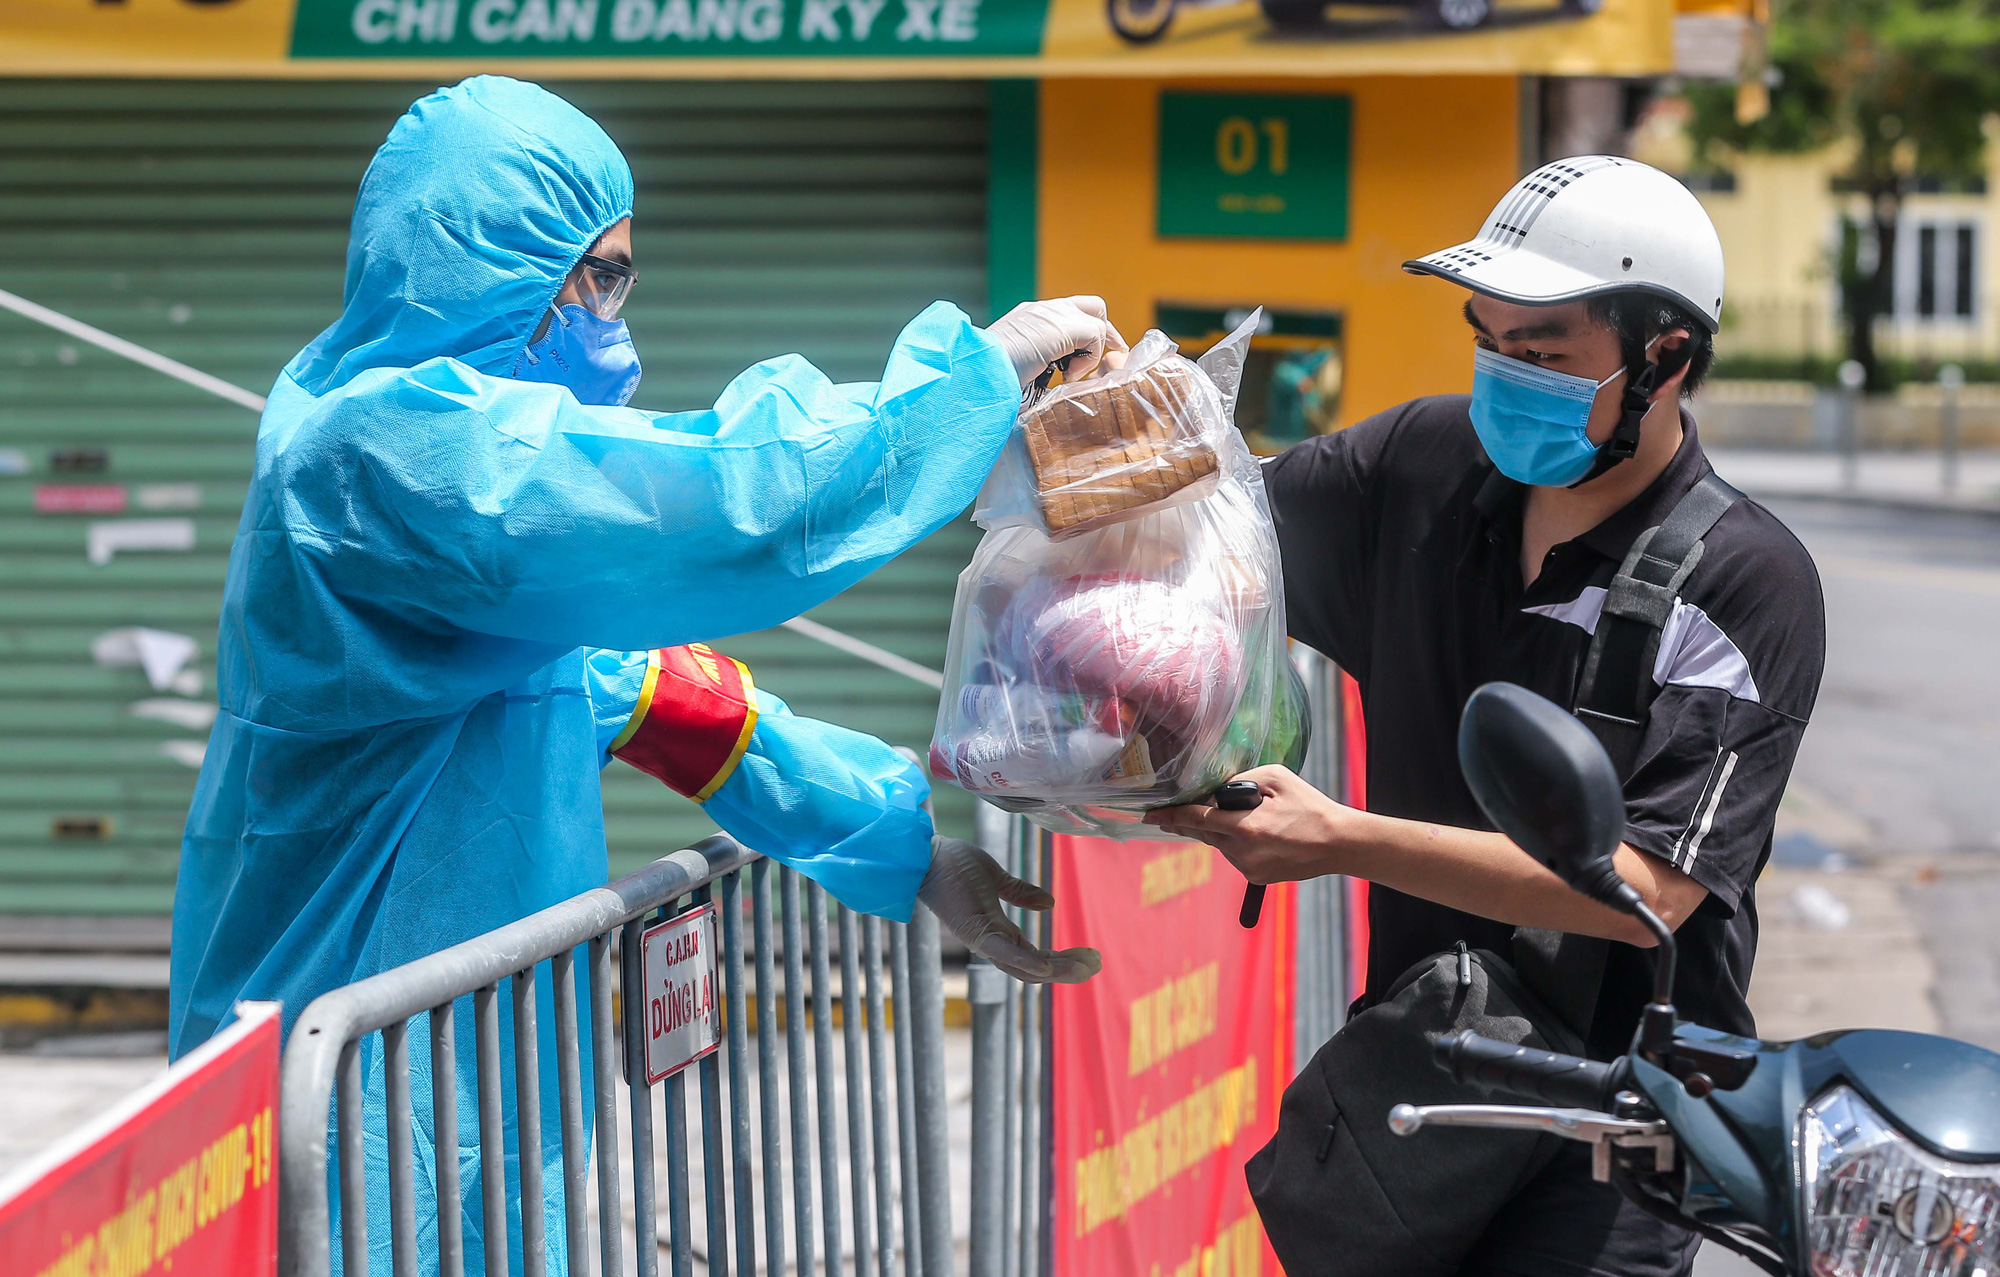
[1245,473,1741,1277]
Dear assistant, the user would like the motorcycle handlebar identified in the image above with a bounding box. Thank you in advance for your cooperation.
[1434,1031,1625,1111]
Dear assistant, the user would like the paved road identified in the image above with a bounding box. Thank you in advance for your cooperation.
[0,1048,166,1182]
[1675,486,2000,1036]
[1767,497,2000,861]
[1754,496,2000,1054]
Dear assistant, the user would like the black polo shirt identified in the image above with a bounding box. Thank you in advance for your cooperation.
[1265,395,1826,1059]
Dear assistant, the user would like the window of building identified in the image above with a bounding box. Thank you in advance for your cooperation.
[1892,219,1980,323]
[1956,224,1977,318]
[1918,225,1938,317]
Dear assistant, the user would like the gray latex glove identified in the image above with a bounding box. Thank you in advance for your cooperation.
[984,296,1130,390]
[918,836,1102,984]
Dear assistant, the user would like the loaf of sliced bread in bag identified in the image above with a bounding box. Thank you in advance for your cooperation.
[1020,360,1220,535]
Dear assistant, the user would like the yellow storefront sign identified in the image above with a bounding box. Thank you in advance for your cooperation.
[0,0,1674,76]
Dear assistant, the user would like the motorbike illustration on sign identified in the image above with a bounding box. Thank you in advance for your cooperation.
[1105,0,1607,47]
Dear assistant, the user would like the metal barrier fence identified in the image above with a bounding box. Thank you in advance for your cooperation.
[279,834,959,1277]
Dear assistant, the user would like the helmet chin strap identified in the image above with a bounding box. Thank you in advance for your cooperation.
[1569,335,1678,489]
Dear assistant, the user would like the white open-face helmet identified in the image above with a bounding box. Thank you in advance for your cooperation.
[1404,156,1725,332]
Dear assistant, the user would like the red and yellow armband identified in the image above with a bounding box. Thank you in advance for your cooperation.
[609,644,759,802]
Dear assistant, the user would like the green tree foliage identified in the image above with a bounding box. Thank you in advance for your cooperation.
[1685,0,2000,388]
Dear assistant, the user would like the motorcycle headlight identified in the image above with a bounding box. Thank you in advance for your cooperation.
[1803,1084,2000,1276]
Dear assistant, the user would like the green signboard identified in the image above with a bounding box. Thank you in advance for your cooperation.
[1157,92,1350,242]
[291,0,1047,57]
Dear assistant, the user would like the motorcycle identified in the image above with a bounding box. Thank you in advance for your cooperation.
[1391,681,2000,1276]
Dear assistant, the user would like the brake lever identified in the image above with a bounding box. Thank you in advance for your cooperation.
[1211,780,1265,927]
[1389,1103,1656,1140]
[1389,1103,1675,1178]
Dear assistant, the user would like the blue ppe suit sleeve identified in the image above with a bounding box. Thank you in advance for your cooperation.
[703,688,934,924]
[279,302,1017,655]
[585,646,652,767]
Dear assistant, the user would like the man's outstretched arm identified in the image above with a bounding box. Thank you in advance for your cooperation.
[1145,764,1708,947]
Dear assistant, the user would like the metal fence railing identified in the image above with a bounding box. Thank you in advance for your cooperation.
[278,834,958,1277]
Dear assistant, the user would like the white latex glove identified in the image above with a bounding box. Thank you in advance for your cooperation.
[985,296,1130,391]
[918,836,1102,984]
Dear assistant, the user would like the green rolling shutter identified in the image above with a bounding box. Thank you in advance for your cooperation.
[0,78,989,914]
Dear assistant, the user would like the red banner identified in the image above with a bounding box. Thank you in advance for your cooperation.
[0,1001,280,1277]
[1341,669,1369,1003]
[1053,836,1293,1277]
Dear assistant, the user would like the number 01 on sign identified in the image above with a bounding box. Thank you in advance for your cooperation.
[1157,91,1351,241]
[638,905,722,1084]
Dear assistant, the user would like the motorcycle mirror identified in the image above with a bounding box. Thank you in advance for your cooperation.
[1457,683,1636,914]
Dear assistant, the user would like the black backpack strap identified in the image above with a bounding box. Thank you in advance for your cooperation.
[1572,472,1743,776]
[1515,472,1744,1039]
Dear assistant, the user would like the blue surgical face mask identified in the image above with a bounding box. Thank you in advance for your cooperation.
[1468,343,1643,487]
[511,303,642,407]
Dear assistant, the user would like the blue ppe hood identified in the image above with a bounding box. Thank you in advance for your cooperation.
[289,74,632,395]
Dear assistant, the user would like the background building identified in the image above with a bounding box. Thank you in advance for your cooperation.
[1655,127,2000,374]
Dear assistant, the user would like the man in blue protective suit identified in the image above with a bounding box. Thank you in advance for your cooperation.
[167,74,1107,1274]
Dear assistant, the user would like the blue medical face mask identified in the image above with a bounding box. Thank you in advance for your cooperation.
[512,303,642,407]
[1468,343,1649,487]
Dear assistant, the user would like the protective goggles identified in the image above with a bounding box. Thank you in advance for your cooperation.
[570,251,636,321]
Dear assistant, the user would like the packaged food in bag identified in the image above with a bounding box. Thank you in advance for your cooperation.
[932,312,1309,839]
[1019,359,1220,537]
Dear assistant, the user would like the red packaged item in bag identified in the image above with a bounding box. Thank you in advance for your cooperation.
[1025,575,1238,741]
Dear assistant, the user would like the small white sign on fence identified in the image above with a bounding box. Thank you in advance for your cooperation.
[638,904,722,1084]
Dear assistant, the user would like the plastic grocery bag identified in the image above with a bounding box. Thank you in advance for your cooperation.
[930,311,1310,839]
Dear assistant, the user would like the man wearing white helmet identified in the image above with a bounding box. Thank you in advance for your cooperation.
[1149,158,1825,1275]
